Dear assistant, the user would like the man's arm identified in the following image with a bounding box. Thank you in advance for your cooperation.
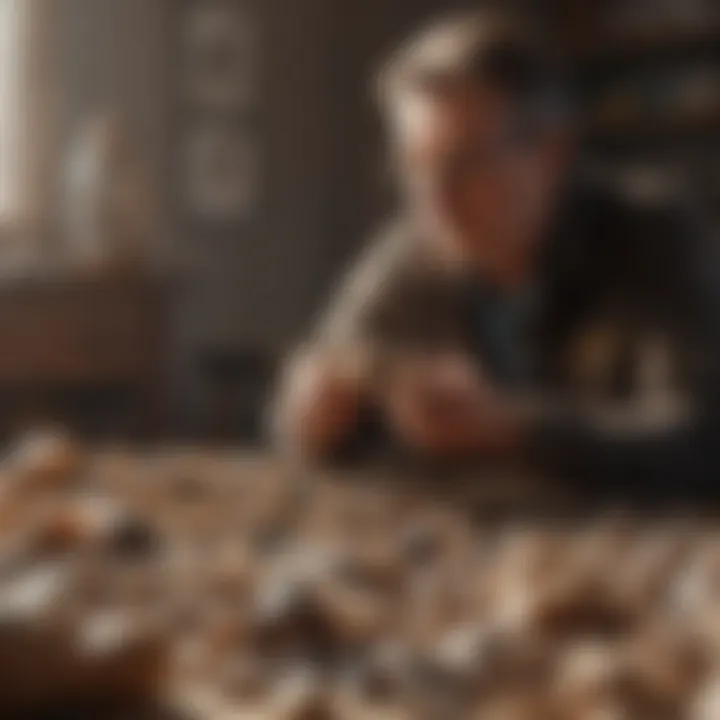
[270,223,420,459]
[271,344,371,459]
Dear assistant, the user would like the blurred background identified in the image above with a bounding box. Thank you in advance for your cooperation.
[0,0,717,443]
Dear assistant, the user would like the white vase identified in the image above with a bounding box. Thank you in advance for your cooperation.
[62,115,157,273]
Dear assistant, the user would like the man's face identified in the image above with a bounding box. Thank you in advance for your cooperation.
[392,85,570,276]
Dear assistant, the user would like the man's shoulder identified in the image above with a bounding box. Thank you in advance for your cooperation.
[316,219,424,335]
[317,217,466,349]
[361,217,429,269]
[345,216,440,293]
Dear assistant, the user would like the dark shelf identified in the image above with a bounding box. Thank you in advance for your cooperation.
[587,109,720,143]
[570,23,720,68]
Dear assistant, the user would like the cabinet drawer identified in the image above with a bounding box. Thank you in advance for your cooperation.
[0,278,165,385]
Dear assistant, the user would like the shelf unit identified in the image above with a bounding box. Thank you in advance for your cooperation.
[557,4,720,219]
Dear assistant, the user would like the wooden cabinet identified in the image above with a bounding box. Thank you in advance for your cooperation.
[0,274,171,437]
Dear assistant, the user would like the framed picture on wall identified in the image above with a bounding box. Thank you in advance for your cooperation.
[180,0,260,222]
[183,0,256,110]
[184,121,258,220]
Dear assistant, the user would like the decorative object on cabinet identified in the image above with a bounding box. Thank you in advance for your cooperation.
[62,115,159,273]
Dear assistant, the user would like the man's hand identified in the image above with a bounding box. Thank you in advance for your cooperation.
[273,347,369,459]
[383,353,522,458]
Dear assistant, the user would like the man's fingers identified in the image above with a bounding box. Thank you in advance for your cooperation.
[274,349,367,458]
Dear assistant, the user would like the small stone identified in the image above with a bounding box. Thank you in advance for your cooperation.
[170,474,206,502]
[349,643,410,702]
[398,521,444,566]
[268,670,333,720]
[105,513,161,559]
[250,575,336,657]
[5,428,83,490]
[691,675,720,720]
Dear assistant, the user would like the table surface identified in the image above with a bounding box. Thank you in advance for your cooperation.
[0,447,715,719]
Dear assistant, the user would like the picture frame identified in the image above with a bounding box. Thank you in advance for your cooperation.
[184,120,258,220]
[183,1,256,110]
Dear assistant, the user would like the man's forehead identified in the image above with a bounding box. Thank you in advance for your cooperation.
[391,85,513,146]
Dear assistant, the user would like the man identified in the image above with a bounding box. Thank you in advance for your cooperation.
[273,11,720,491]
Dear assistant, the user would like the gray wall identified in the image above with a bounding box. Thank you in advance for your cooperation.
[54,0,170,239]
[50,0,448,419]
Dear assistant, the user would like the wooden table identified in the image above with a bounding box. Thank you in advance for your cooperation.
[0,448,714,718]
